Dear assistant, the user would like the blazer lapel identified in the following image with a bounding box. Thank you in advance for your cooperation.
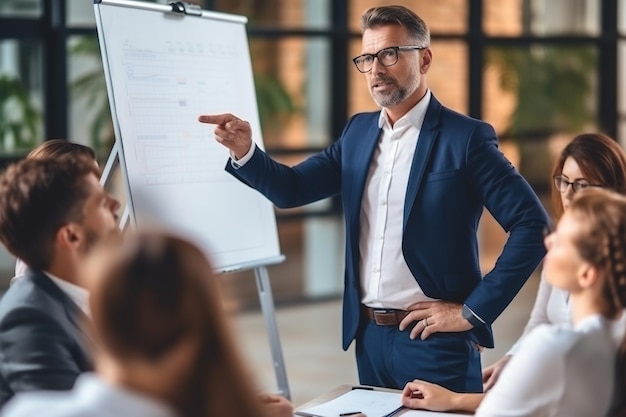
[30,271,94,360]
[403,96,443,230]
[346,113,382,234]
[63,298,94,350]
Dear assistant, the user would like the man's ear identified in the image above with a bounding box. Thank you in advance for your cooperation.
[56,223,83,249]
[420,48,432,74]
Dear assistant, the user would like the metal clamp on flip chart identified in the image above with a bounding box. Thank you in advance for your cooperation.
[169,2,202,16]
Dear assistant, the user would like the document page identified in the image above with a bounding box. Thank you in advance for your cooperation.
[297,389,472,417]
[297,389,402,417]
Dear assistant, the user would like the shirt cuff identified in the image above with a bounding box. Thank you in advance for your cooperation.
[462,304,486,328]
[229,143,255,169]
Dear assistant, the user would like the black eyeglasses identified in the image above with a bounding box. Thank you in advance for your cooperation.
[352,45,427,73]
[553,175,602,193]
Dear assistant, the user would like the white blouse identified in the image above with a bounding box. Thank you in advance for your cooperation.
[509,270,626,353]
[1,374,176,417]
[508,271,570,355]
[477,315,615,417]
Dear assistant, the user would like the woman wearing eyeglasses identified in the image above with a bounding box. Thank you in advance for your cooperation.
[482,133,626,393]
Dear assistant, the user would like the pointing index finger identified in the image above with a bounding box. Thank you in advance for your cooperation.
[198,113,237,126]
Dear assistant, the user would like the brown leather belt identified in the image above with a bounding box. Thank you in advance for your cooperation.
[362,305,410,326]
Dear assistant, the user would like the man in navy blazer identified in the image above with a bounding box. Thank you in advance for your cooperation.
[199,5,549,392]
[0,156,120,407]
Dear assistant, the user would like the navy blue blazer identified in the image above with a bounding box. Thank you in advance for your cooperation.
[0,270,92,408]
[227,95,549,349]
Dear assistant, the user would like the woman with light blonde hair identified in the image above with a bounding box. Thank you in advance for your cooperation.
[402,188,626,417]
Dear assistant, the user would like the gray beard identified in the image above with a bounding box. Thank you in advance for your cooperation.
[369,75,419,109]
[371,87,408,108]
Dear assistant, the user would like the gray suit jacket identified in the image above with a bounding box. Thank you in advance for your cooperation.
[0,270,92,408]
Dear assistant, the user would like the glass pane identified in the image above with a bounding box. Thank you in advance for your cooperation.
[620,0,626,34]
[0,0,41,18]
[249,36,333,213]
[426,41,467,114]
[249,37,330,149]
[67,35,113,160]
[349,40,467,116]
[484,0,599,36]
[0,39,44,155]
[483,45,598,186]
[67,0,96,27]
[214,0,331,29]
[349,0,467,34]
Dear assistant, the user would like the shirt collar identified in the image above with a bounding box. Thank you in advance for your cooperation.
[378,89,431,130]
[45,271,90,316]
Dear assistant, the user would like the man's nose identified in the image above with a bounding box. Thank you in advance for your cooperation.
[110,196,121,213]
[370,56,386,73]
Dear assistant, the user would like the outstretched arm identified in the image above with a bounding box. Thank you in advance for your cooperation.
[401,379,484,412]
[481,354,512,392]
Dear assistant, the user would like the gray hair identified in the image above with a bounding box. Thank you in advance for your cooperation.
[360,5,430,47]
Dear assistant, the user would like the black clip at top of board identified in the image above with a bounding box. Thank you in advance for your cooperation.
[169,2,202,16]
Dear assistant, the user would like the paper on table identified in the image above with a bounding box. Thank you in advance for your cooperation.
[297,389,474,417]
[298,389,402,417]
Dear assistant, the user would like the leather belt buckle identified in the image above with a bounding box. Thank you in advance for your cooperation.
[372,309,398,326]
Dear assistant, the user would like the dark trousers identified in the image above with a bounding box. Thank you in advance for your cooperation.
[355,318,483,392]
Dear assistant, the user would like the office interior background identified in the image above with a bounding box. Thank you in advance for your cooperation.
[1,0,626,402]
[2,0,625,301]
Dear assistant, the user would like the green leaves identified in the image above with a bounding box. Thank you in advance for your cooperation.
[487,46,596,137]
[0,74,40,151]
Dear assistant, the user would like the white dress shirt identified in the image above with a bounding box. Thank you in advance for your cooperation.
[47,272,90,316]
[13,259,27,278]
[0,373,176,417]
[360,90,438,309]
[233,90,439,310]
[477,314,616,417]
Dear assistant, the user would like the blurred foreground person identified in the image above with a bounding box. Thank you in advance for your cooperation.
[2,232,291,417]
